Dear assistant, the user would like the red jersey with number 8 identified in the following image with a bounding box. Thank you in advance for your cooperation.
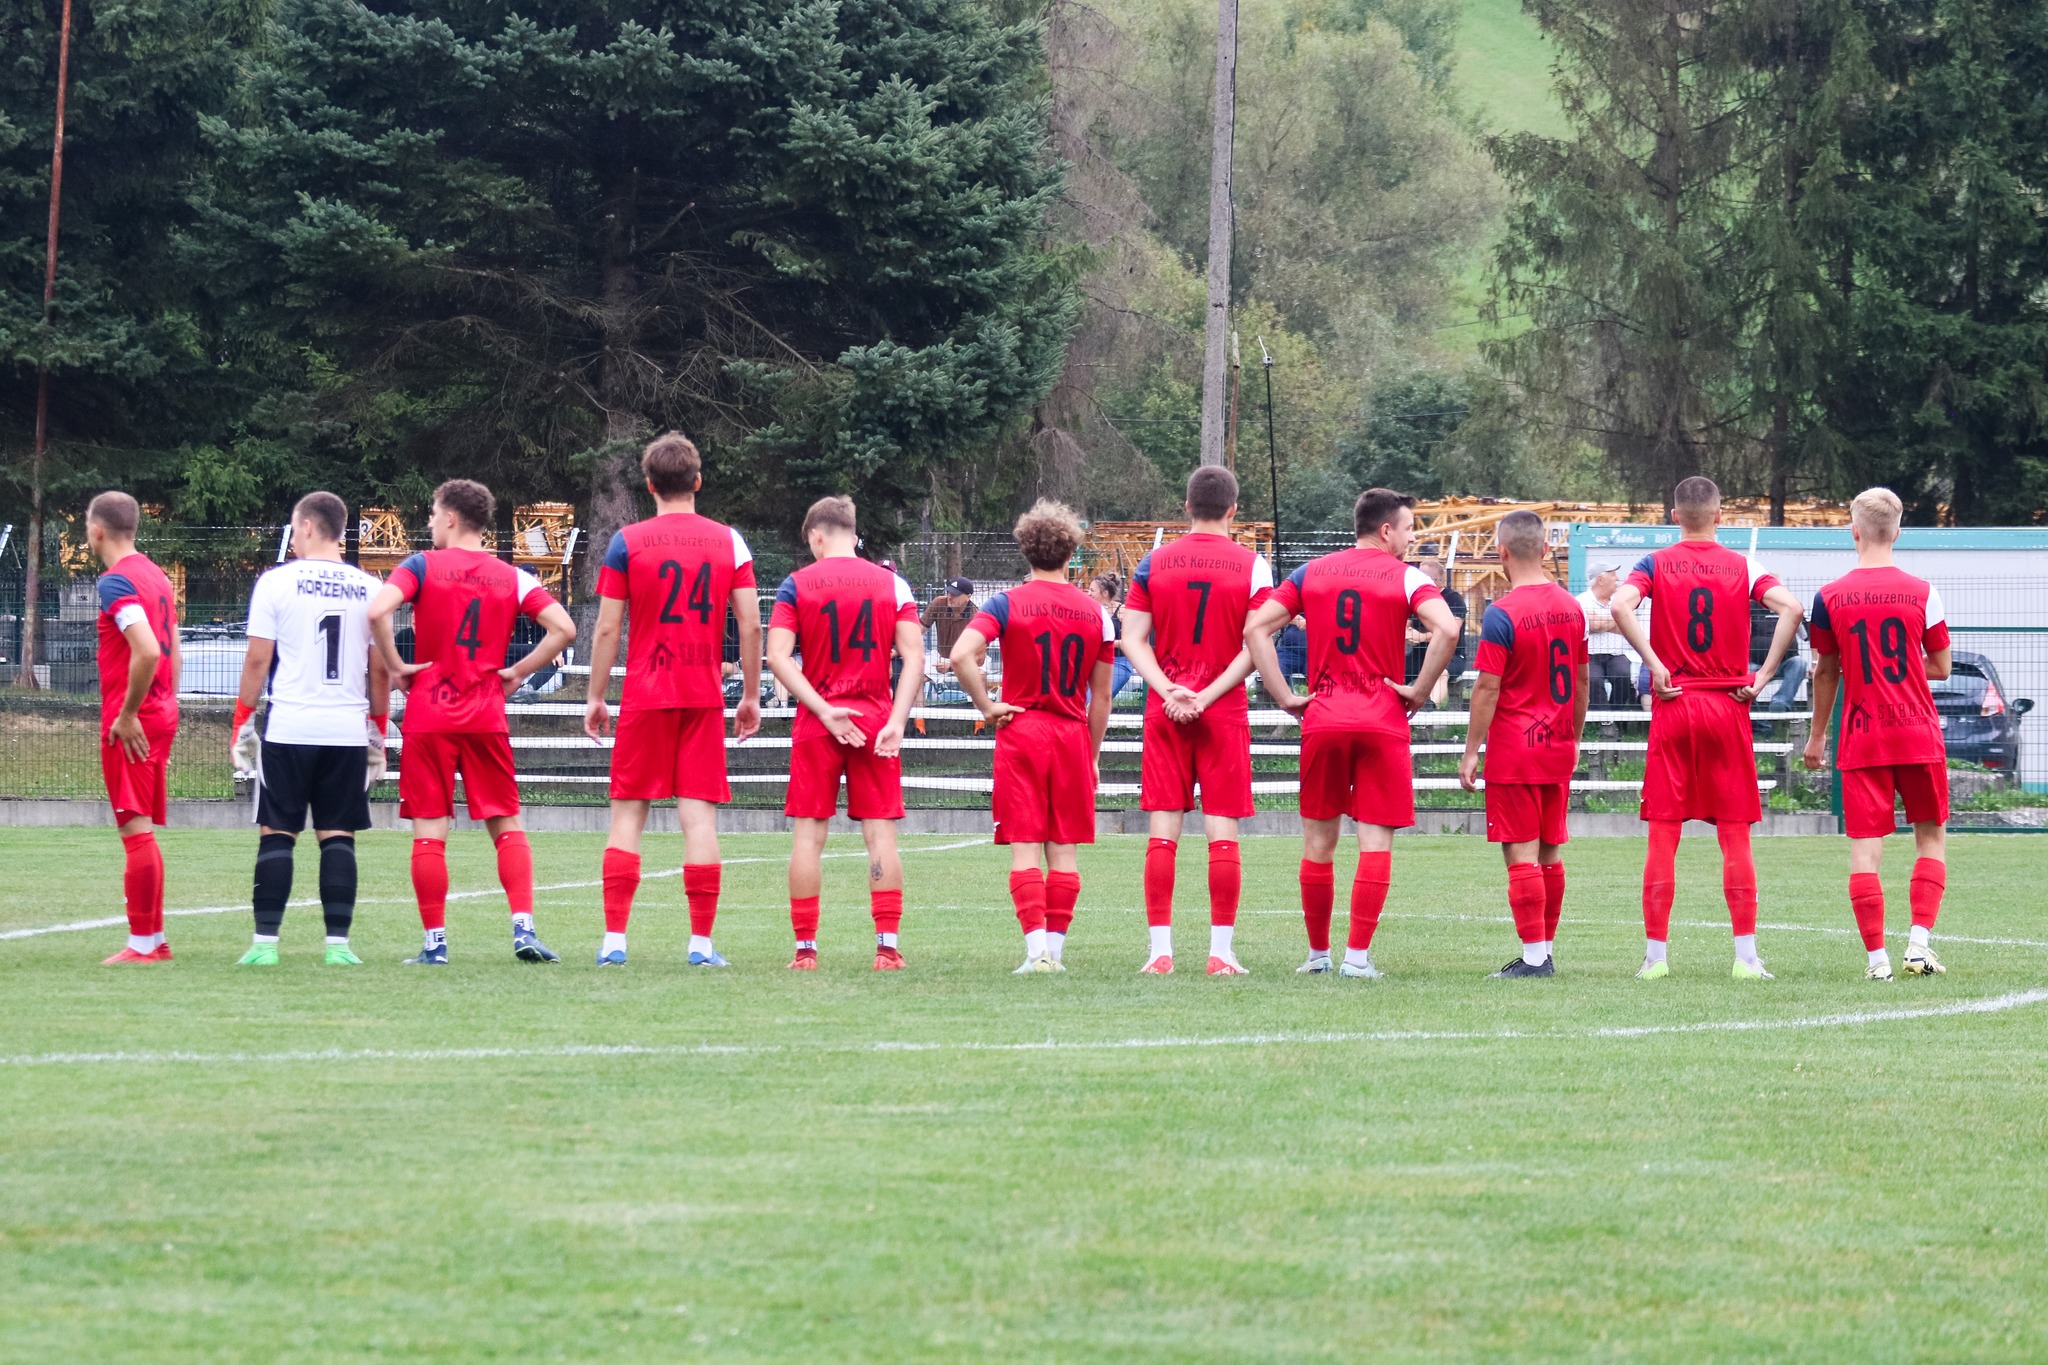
[1474,582,1588,784]
[1808,567,1949,768]
[1624,541,1781,689]
[1268,547,1442,737]
[388,549,555,734]
[598,513,756,711]
[769,558,919,741]
[969,580,1115,724]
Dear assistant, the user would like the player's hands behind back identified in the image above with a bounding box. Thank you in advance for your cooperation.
[820,705,866,746]
[981,700,1025,730]
[1161,683,1203,723]
[874,717,906,759]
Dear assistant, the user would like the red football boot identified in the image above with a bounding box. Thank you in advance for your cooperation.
[102,948,158,964]
[787,948,819,970]
[873,947,906,971]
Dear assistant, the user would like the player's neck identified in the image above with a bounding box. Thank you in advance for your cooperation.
[297,543,344,564]
[1186,518,1231,537]
[442,533,486,553]
[1677,523,1718,544]
[653,495,697,517]
[1855,545,1895,570]
[1506,563,1550,589]
[1027,567,1068,585]
[95,539,136,569]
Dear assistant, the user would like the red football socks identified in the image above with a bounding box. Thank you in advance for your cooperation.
[870,888,903,938]
[1208,840,1241,927]
[1717,820,1758,936]
[1143,838,1177,927]
[1643,819,1680,942]
[601,847,640,934]
[1849,872,1887,950]
[1910,857,1946,930]
[1540,861,1565,943]
[684,863,721,938]
[1299,859,1335,953]
[411,838,449,931]
[1348,850,1391,952]
[790,895,821,943]
[1044,870,1080,936]
[1009,869,1047,934]
[121,830,163,939]
[494,830,536,918]
[1507,861,1546,946]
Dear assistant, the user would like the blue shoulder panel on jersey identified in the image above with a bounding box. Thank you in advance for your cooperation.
[981,591,1011,632]
[1480,603,1515,650]
[395,552,428,583]
[97,573,138,612]
[602,531,630,573]
[1286,563,1310,589]
[775,575,800,608]
[1132,552,1153,591]
[1630,553,1657,582]
[1808,589,1832,632]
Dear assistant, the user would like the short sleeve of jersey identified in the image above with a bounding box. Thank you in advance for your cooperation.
[597,532,631,599]
[730,528,757,590]
[1250,554,1276,609]
[967,592,1010,642]
[1745,556,1782,604]
[247,571,281,641]
[1808,589,1838,653]
[1474,603,1514,676]
[769,574,800,632]
[389,552,428,602]
[1925,584,1951,652]
[1124,553,1155,612]
[1271,564,1307,616]
[1624,553,1656,600]
[891,574,919,623]
[1096,603,1116,662]
[98,572,146,632]
[513,566,554,618]
[1402,565,1444,612]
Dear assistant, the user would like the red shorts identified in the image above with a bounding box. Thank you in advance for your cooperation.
[610,706,729,803]
[992,709,1096,845]
[1140,709,1252,817]
[1841,762,1949,839]
[101,730,173,825]
[1299,728,1415,828]
[1641,691,1760,824]
[786,729,904,821]
[398,729,520,821]
[1485,781,1570,845]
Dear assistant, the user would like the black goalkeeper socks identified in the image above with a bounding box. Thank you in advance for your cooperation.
[319,835,357,939]
[253,832,296,937]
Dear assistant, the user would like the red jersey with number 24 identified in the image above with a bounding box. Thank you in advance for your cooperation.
[1624,541,1781,690]
[598,513,756,711]
[1808,567,1949,768]
[969,580,1115,724]
[1122,532,1274,722]
[96,552,180,739]
[1474,582,1587,784]
[1268,547,1442,737]
[770,558,919,740]
[389,549,555,734]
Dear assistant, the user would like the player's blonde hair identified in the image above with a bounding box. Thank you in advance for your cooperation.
[1850,487,1905,544]
[801,494,857,542]
[86,490,140,538]
[1014,499,1085,572]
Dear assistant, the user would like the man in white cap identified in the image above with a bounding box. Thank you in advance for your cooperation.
[1577,561,1641,710]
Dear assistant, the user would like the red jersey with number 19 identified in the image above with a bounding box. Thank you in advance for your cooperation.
[1122,532,1274,721]
[1268,547,1442,737]
[96,552,180,739]
[1808,567,1949,768]
[1624,541,1781,689]
[597,513,756,711]
[769,558,919,741]
[1474,582,1588,784]
[388,549,555,734]
[969,580,1115,724]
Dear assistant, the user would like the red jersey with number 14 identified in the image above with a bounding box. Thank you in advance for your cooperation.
[770,558,919,740]
[969,580,1114,724]
[598,513,756,711]
[96,552,180,739]
[1474,582,1587,784]
[1624,541,1781,689]
[1808,567,1949,768]
[1123,531,1274,721]
[1269,547,1442,737]
[388,549,555,734]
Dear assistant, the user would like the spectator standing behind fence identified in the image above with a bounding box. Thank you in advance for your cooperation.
[1577,563,1641,709]
[1405,558,1466,703]
[923,578,976,676]
[1750,598,1809,734]
[1088,573,1134,700]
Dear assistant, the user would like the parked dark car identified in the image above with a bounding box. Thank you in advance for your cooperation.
[1934,650,2034,773]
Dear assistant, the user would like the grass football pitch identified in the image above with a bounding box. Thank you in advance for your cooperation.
[3,826,2046,1361]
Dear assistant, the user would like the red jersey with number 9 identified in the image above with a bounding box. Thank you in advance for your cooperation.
[388,548,555,733]
[969,579,1115,724]
[1268,547,1442,737]
[598,513,757,711]
[1474,582,1588,784]
[1808,566,1949,768]
[95,551,180,739]
[1624,541,1781,690]
[769,557,919,741]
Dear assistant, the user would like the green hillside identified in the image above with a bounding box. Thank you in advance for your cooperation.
[1455,0,1565,138]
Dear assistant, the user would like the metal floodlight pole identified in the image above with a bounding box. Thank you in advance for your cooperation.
[1259,337,1280,573]
[19,0,75,690]
[1197,0,1238,468]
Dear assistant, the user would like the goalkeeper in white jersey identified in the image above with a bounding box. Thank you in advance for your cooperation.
[230,492,391,965]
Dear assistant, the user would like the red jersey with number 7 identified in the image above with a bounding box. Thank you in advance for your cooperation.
[1624,541,1781,690]
[968,580,1115,724]
[1474,582,1588,784]
[598,513,756,711]
[95,552,181,739]
[1807,567,1949,768]
[1268,547,1442,737]
[388,548,555,734]
[769,558,919,741]
[1122,531,1274,722]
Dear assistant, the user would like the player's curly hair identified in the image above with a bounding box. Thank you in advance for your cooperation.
[432,479,494,534]
[1014,499,1086,572]
[642,432,702,499]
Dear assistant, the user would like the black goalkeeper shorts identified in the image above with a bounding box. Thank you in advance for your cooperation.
[257,741,371,833]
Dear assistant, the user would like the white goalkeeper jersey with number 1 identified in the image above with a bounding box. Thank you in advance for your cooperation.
[247,558,380,746]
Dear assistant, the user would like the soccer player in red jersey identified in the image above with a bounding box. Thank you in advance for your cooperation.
[1458,511,1588,978]
[86,492,182,964]
[951,500,1114,973]
[582,433,762,967]
[1607,476,1804,981]
[1119,466,1273,975]
[1802,487,1954,980]
[765,495,924,970]
[369,479,577,965]
[1246,488,1462,978]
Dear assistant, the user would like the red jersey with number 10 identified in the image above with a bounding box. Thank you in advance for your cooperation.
[1474,582,1588,784]
[1268,547,1442,737]
[969,580,1115,724]
[598,513,756,711]
[1624,541,1781,690]
[1122,531,1274,722]
[770,557,919,740]
[389,549,555,734]
[1808,566,1949,768]
[95,552,180,739]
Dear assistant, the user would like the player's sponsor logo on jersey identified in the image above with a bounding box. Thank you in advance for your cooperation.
[649,641,676,671]
[1523,718,1557,748]
[1846,701,1871,735]
[428,676,470,708]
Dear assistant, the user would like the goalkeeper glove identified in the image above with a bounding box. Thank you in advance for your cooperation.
[366,713,389,787]
[230,702,260,779]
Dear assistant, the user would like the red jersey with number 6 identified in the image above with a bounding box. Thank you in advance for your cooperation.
[1268,547,1442,737]
[598,513,756,711]
[1624,541,1781,689]
[769,558,919,740]
[388,548,555,734]
[95,552,180,739]
[1474,582,1588,784]
[1808,567,1949,768]
[969,580,1115,724]
[1122,531,1274,722]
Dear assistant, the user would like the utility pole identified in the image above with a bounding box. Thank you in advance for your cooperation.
[1198,0,1237,468]
[1259,337,1280,575]
[19,0,75,690]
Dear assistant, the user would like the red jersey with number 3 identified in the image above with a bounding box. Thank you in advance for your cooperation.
[1269,547,1442,737]
[598,513,756,711]
[769,558,919,739]
[1474,582,1588,784]
[1123,532,1274,722]
[1624,541,1781,690]
[388,549,555,734]
[96,552,180,739]
[969,580,1114,724]
[1808,567,1949,768]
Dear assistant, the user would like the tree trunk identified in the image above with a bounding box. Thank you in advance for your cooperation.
[17,468,42,690]
[1197,0,1237,468]
[583,175,645,610]
[1769,396,1790,526]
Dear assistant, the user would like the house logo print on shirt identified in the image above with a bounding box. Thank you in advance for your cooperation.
[1523,718,1555,749]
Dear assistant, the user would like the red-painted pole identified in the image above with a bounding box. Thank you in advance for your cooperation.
[19,0,73,690]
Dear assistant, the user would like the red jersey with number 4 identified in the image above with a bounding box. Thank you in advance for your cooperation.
[598,513,756,711]
[389,549,555,734]
[1624,541,1781,690]
[1474,582,1587,784]
[1808,567,1950,768]
[770,558,919,737]
[96,552,180,739]
[1269,547,1442,737]
[1123,532,1274,722]
[969,580,1114,724]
